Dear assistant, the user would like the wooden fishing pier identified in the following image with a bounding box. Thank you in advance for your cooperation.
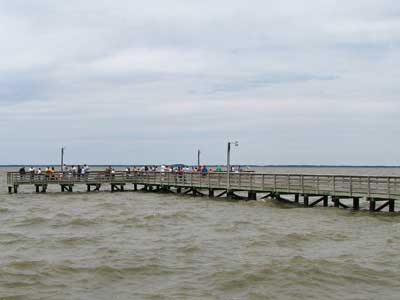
[7,171,400,212]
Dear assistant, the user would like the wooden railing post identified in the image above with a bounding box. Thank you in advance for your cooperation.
[332,176,336,195]
[262,174,265,190]
[368,176,371,198]
[350,176,353,196]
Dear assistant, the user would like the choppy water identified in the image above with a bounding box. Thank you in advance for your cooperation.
[1,167,400,300]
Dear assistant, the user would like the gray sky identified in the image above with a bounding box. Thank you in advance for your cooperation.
[1,0,400,165]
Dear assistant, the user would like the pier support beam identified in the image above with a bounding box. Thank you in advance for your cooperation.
[177,187,181,194]
[216,190,227,198]
[60,185,73,192]
[209,189,214,197]
[192,189,205,197]
[332,196,349,209]
[294,194,299,203]
[261,192,272,199]
[332,196,340,208]
[303,195,309,207]
[248,191,257,201]
[389,200,395,212]
[8,186,12,194]
[111,184,125,192]
[183,188,193,195]
[35,184,47,193]
[353,197,360,210]
[87,184,101,192]
[309,195,328,207]
[370,199,395,212]
[369,199,376,212]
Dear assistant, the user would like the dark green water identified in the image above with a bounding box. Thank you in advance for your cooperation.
[1,167,400,299]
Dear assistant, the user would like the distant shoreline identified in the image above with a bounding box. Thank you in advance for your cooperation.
[2,164,400,168]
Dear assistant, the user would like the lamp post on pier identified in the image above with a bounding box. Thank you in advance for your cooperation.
[227,141,239,194]
[197,149,201,170]
[60,146,65,172]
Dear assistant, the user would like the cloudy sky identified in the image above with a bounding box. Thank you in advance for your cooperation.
[1,0,400,165]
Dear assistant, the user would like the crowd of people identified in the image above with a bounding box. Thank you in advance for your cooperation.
[62,164,90,176]
[18,164,246,180]
[18,164,90,179]
[123,165,243,174]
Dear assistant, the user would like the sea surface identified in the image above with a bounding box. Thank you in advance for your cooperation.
[1,166,400,300]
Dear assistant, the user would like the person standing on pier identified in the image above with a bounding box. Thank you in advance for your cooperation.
[201,165,208,176]
[28,166,35,179]
[19,167,26,179]
[83,164,89,175]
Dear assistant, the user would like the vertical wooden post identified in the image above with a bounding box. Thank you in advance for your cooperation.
[209,189,214,197]
[323,195,328,207]
[332,176,336,195]
[389,200,395,212]
[367,177,371,198]
[262,174,265,190]
[294,194,299,203]
[353,197,360,210]
[248,191,256,200]
[369,199,376,212]
[303,195,309,207]
[349,176,353,196]
[332,196,339,207]
[87,185,91,192]
[8,186,12,194]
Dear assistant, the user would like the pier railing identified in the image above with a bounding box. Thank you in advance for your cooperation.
[7,171,400,200]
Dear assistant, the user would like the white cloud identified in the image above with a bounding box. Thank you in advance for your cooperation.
[1,0,400,164]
